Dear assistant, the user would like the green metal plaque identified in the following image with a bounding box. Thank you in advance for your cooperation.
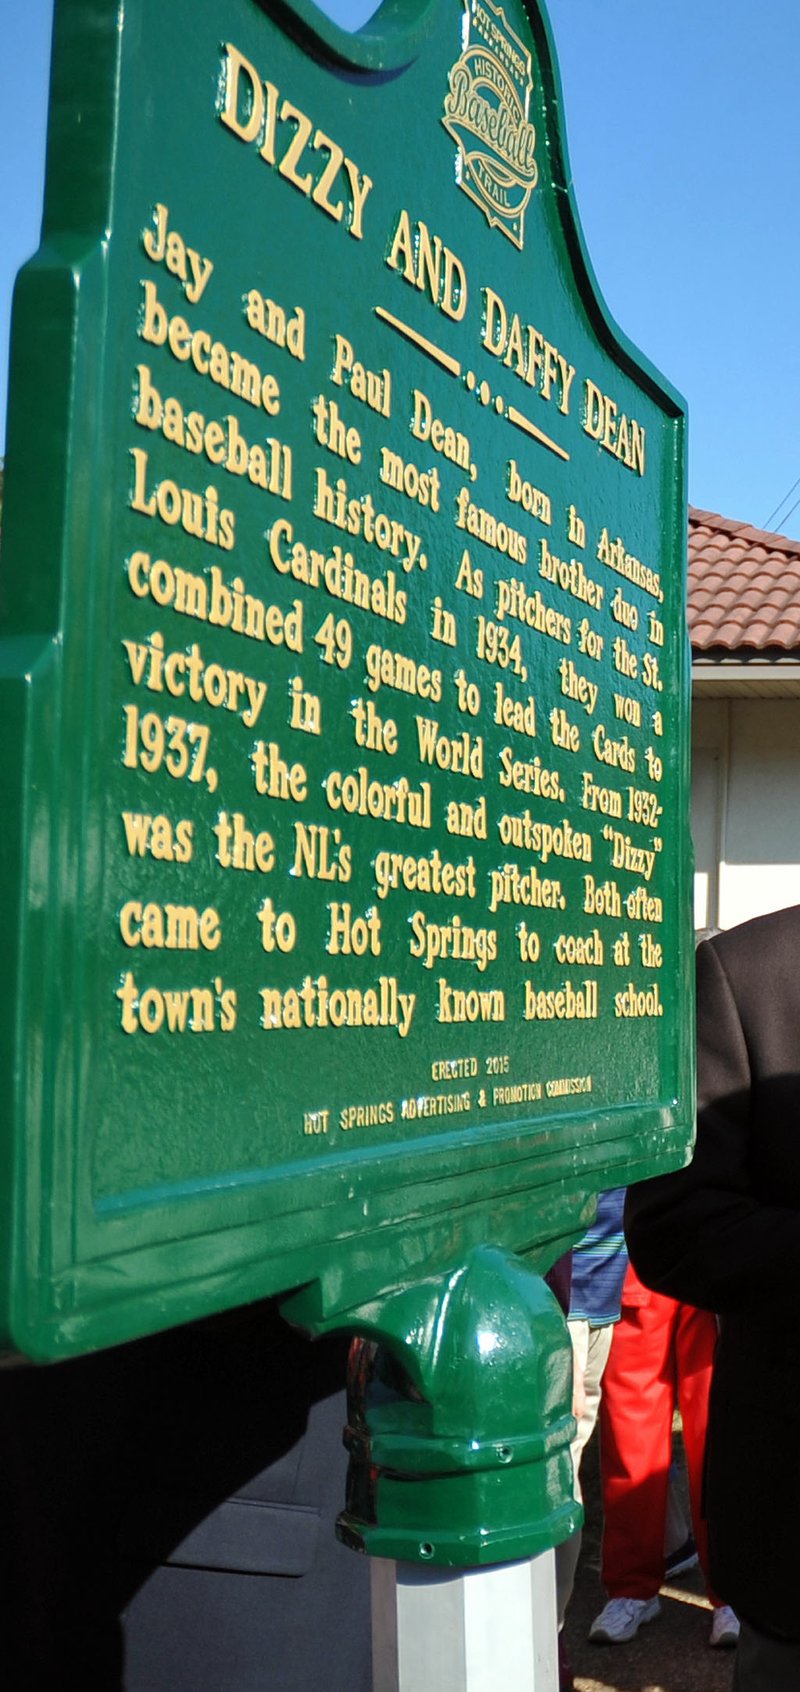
[0,0,692,1359]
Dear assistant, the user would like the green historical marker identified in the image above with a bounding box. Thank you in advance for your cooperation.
[0,0,691,1368]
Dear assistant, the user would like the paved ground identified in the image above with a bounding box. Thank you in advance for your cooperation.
[562,1435,737,1692]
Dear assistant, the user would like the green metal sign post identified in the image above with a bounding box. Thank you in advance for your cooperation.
[0,0,690,1671]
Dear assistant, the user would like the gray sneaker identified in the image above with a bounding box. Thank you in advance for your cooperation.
[709,1604,740,1648]
[589,1595,662,1644]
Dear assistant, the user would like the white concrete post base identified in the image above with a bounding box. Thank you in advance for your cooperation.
[371,1549,559,1692]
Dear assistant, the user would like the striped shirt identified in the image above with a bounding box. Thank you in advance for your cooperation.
[568,1187,628,1325]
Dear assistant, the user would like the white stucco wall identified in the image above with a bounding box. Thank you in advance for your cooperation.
[691,695,800,931]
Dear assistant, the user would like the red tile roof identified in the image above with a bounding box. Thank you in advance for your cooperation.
[688,507,800,654]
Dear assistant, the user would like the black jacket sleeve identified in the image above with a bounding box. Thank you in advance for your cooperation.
[626,930,800,1313]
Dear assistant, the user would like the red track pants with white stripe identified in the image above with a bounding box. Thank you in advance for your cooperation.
[599,1264,720,1603]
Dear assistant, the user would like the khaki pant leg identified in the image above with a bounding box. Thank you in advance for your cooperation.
[555,1321,614,1625]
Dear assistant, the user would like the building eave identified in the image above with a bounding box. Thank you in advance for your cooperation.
[692,658,800,698]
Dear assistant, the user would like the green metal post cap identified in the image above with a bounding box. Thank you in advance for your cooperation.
[336,1246,581,1567]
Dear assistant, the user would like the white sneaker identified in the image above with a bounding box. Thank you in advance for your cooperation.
[589,1595,661,1643]
[710,1604,740,1648]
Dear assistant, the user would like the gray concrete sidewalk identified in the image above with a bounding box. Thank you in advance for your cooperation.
[562,1435,736,1692]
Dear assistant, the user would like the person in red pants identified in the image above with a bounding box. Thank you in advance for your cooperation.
[589,1262,739,1650]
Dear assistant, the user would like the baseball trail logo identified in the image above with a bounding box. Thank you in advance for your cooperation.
[442,0,538,249]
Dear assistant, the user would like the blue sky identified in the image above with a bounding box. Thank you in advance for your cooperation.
[2,0,799,536]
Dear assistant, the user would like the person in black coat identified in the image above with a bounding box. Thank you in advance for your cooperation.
[625,905,800,1690]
